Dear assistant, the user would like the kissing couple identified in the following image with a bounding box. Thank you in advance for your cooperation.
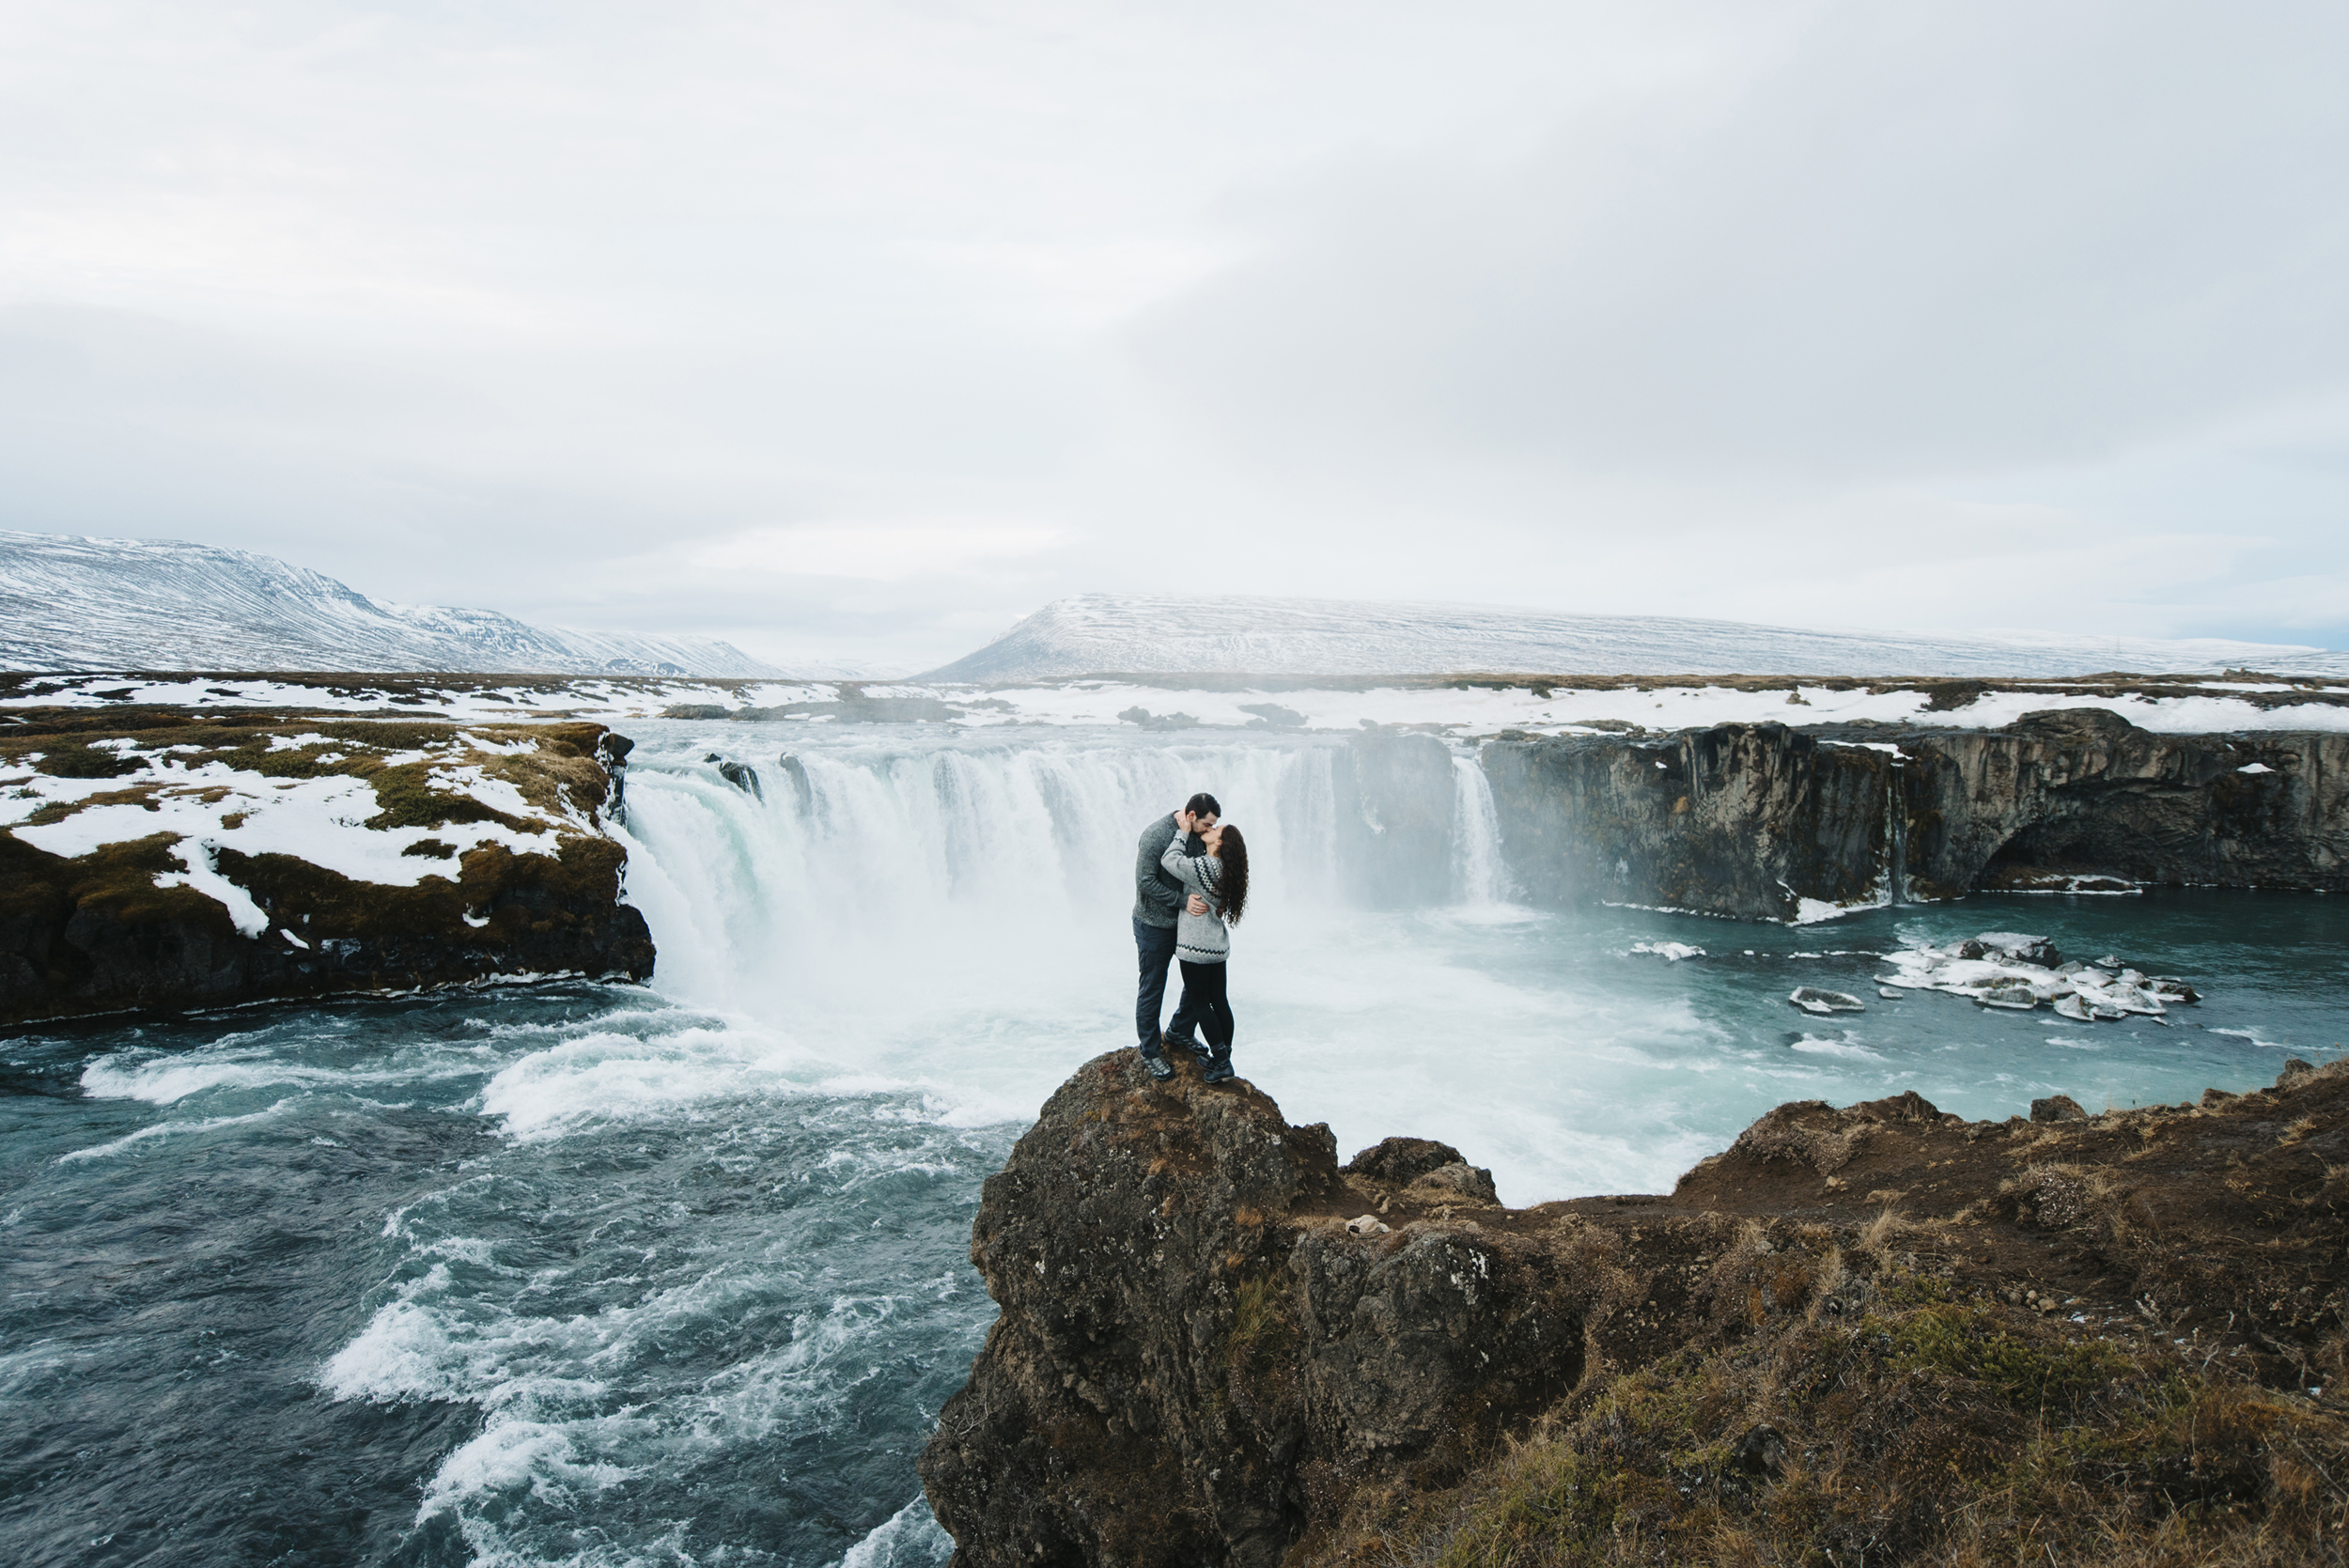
[1132,792,1251,1084]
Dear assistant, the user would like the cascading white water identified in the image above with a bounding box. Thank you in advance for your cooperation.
[1449,753,1510,907]
[619,736,1361,1017]
[604,724,1731,1200]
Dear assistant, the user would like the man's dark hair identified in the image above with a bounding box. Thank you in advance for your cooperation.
[1186,792,1221,820]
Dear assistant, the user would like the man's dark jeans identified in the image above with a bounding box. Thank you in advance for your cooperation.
[1133,915,1194,1055]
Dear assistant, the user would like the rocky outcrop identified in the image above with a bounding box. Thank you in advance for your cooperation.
[1,710,654,1028]
[918,1056,1594,1568]
[1481,708,2349,920]
[922,1054,2349,1568]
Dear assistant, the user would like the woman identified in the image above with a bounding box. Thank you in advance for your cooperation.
[1155,822,1249,1083]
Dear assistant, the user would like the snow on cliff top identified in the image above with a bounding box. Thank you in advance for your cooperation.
[922,594,2348,681]
[8,669,2347,736]
[0,531,804,678]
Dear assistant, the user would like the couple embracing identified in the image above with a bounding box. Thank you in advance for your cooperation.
[1131,792,1250,1084]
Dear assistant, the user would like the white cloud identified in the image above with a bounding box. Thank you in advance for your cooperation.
[678,523,1065,583]
[1137,1,2349,480]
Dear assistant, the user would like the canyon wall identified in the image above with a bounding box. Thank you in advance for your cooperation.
[1479,708,2349,920]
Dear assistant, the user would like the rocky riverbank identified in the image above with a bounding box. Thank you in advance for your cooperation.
[920,1052,2349,1567]
[0,707,652,1028]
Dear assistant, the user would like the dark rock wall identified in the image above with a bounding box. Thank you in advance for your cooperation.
[1898,707,2348,898]
[1481,709,2349,920]
[1480,722,1893,919]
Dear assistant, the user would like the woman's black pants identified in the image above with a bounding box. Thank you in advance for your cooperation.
[1171,960,1235,1056]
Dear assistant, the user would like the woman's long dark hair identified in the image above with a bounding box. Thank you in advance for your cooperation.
[1213,825,1249,926]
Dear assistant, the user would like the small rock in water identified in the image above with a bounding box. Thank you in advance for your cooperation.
[775,753,815,813]
[1877,986,1906,1000]
[708,756,763,799]
[1877,939,2206,1019]
[1961,932,2062,969]
[1630,941,1705,962]
[1789,987,1865,1015]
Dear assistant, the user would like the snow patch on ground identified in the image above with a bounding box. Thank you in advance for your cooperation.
[11,765,566,886]
[9,672,2349,738]
[153,840,271,937]
[4,731,592,935]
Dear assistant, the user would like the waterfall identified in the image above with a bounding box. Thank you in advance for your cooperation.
[1887,756,1909,907]
[614,734,1366,1015]
[1449,753,1510,906]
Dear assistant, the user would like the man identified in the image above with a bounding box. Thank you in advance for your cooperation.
[1133,792,1219,1079]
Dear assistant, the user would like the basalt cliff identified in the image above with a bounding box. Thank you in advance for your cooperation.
[0,706,653,1029]
[920,1052,2349,1568]
[1458,708,2345,922]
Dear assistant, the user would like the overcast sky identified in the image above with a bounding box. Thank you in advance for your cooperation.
[3,0,2344,668]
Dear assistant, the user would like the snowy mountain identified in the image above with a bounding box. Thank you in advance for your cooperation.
[924,594,2347,681]
[0,531,789,677]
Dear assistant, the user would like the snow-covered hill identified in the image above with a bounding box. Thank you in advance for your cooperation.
[924,594,2347,681]
[0,532,788,677]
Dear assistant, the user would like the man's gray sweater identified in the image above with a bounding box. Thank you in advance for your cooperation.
[1133,813,1202,928]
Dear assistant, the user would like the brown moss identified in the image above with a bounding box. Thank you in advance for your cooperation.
[26,739,144,779]
[1227,1272,1298,1380]
[20,784,164,826]
[312,720,459,752]
[362,762,530,831]
[1883,1300,2133,1412]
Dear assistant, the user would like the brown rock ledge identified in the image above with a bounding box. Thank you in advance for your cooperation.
[920,1053,2349,1568]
